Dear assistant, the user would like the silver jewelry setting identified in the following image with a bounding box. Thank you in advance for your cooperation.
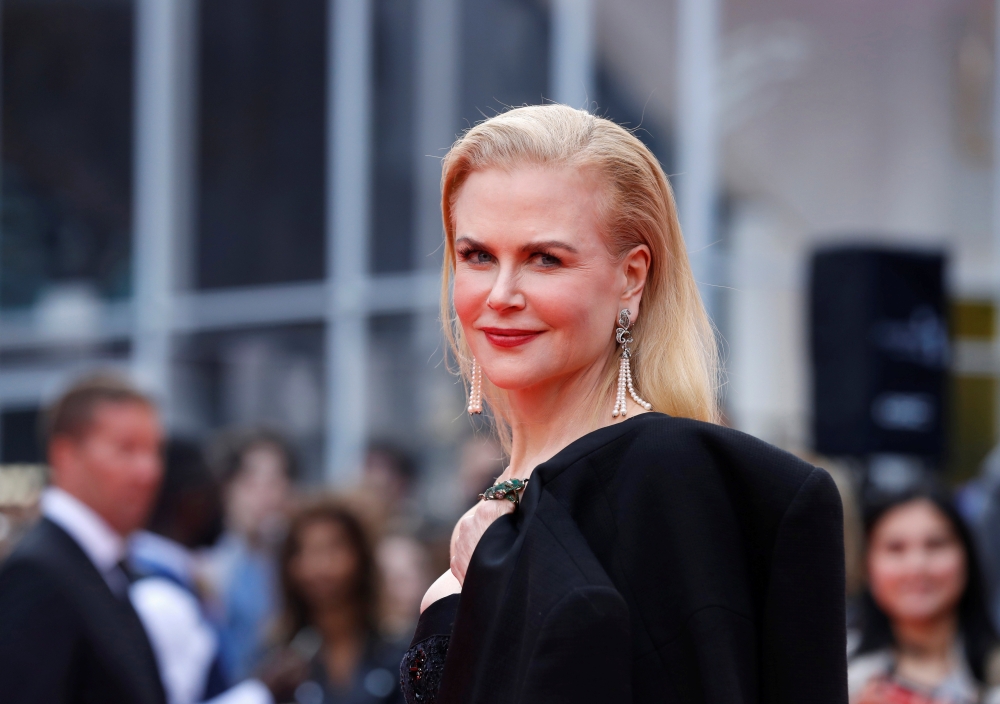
[613,309,652,417]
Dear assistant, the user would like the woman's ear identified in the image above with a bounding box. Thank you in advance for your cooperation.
[621,245,651,317]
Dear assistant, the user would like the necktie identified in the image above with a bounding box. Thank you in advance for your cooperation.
[106,559,132,600]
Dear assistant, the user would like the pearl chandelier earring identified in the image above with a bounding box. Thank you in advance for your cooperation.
[468,357,483,415]
[613,309,652,417]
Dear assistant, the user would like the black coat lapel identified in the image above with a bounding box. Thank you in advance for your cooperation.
[37,520,166,704]
[437,481,535,703]
[438,453,624,704]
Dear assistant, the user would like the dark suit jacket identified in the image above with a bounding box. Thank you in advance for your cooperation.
[0,518,167,704]
[432,413,847,704]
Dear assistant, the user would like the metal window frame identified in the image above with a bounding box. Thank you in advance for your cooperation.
[0,0,600,481]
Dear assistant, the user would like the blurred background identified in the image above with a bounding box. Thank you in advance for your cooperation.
[2,0,1000,699]
[1,0,997,487]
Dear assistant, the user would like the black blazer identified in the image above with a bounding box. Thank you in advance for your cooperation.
[0,518,167,704]
[421,413,847,704]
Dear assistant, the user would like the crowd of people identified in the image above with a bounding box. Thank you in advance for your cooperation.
[0,374,502,704]
[12,372,1000,703]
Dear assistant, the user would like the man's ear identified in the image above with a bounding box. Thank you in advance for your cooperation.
[47,435,76,486]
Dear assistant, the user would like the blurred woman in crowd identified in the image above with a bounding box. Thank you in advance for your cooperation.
[279,499,403,704]
[202,429,296,681]
[849,486,1000,704]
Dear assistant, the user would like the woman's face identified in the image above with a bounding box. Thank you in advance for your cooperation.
[289,518,361,610]
[226,442,291,541]
[451,165,649,393]
[867,499,967,625]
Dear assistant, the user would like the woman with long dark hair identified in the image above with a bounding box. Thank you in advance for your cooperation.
[850,486,1000,703]
[279,499,403,704]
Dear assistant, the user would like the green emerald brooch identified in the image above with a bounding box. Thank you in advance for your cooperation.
[479,478,529,506]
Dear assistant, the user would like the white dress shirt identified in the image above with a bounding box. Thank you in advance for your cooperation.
[40,489,271,704]
[129,531,273,704]
[41,486,129,595]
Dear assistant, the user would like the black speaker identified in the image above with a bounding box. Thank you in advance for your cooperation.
[810,246,948,457]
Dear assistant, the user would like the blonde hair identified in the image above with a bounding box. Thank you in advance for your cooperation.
[440,104,720,449]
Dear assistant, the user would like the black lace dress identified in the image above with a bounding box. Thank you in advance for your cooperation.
[398,594,458,704]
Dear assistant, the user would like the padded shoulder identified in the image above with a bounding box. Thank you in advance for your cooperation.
[0,519,83,593]
[636,414,816,483]
[0,556,75,618]
[593,414,825,524]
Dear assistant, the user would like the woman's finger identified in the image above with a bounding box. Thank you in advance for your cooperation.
[450,499,516,584]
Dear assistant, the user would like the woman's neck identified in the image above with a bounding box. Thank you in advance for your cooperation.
[313,602,365,687]
[891,612,960,688]
[313,601,363,644]
[504,355,646,479]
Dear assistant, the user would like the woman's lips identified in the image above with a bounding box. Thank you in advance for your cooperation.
[480,327,543,348]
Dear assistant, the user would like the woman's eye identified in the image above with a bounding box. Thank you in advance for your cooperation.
[926,536,952,551]
[459,249,494,265]
[535,253,561,267]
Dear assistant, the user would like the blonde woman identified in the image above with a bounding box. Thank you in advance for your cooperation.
[400,105,847,704]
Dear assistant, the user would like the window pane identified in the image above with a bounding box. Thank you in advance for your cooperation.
[367,313,417,444]
[594,63,673,173]
[172,325,325,481]
[367,313,467,476]
[370,0,416,274]
[197,0,326,289]
[1,0,134,309]
[460,0,549,124]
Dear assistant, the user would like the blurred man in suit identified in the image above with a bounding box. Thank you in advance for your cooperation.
[0,374,167,704]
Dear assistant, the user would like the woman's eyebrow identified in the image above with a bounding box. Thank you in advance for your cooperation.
[521,240,578,254]
[455,236,486,249]
[455,236,578,254]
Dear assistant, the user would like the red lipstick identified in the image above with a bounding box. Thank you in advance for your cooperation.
[480,327,543,348]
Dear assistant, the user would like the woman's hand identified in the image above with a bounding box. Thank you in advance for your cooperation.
[450,499,516,584]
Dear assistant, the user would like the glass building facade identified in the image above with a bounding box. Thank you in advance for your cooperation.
[0,0,659,485]
[8,0,982,483]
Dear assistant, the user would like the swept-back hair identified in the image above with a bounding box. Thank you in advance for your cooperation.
[439,104,720,449]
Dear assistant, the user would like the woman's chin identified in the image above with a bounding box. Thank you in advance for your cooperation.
[479,362,551,391]
[891,603,952,624]
[482,358,598,393]
[484,375,534,391]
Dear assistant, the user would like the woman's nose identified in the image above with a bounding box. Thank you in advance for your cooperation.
[902,549,932,572]
[487,269,525,312]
